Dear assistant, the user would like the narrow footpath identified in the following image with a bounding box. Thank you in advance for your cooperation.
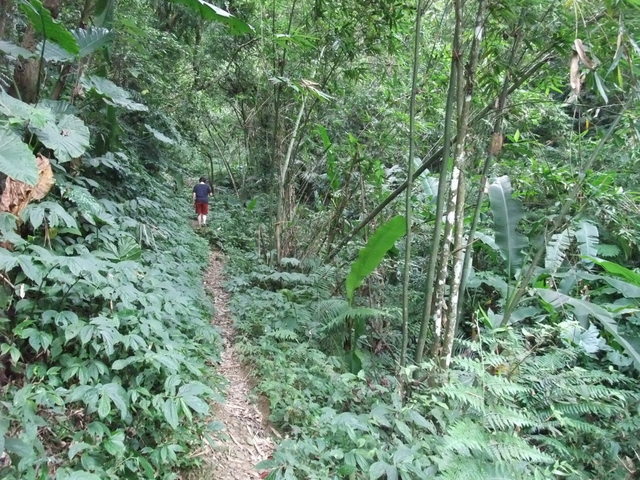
[201,251,275,479]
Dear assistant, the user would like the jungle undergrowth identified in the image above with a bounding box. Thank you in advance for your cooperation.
[205,195,640,480]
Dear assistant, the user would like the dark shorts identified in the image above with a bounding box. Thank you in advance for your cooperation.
[195,202,209,215]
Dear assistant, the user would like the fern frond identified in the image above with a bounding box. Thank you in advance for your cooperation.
[552,400,623,417]
[314,298,350,325]
[437,383,485,411]
[266,329,298,340]
[438,457,520,480]
[441,420,487,455]
[483,406,539,431]
[530,434,578,459]
[482,375,529,400]
[487,434,555,464]
[550,416,608,436]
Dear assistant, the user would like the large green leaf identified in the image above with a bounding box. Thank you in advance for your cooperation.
[0,90,55,129]
[0,89,34,120]
[0,40,36,59]
[0,127,38,185]
[30,114,90,162]
[38,40,75,62]
[169,0,254,34]
[73,27,114,57]
[33,28,113,63]
[585,257,640,286]
[94,0,116,27]
[82,75,148,111]
[488,175,528,276]
[537,288,640,370]
[346,215,406,302]
[145,124,175,144]
[19,0,79,55]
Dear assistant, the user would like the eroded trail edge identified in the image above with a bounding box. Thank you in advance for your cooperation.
[202,251,274,479]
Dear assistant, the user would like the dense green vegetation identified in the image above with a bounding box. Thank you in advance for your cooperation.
[1,0,639,479]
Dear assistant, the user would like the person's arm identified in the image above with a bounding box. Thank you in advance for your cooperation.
[192,186,196,202]
[208,185,213,196]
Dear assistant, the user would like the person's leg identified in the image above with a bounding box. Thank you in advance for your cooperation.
[195,203,204,226]
[202,203,209,226]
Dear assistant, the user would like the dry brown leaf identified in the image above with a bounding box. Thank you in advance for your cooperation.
[0,176,31,216]
[569,52,581,100]
[0,154,55,216]
[574,39,595,69]
[31,155,55,201]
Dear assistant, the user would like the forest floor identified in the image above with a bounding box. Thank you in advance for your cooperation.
[197,251,275,479]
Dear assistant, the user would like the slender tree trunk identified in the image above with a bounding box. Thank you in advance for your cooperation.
[413,0,461,364]
[401,0,425,368]
[275,97,306,261]
[441,0,486,368]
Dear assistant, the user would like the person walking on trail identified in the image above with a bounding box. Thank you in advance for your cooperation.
[193,177,212,227]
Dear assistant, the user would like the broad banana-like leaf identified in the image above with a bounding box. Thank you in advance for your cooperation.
[585,256,640,286]
[575,220,599,262]
[74,27,114,58]
[94,0,115,27]
[38,40,75,62]
[169,0,254,34]
[0,128,38,185]
[145,125,175,145]
[537,288,640,370]
[38,99,77,119]
[19,0,79,55]
[545,227,573,272]
[82,75,148,112]
[488,176,528,276]
[0,40,36,59]
[346,215,406,302]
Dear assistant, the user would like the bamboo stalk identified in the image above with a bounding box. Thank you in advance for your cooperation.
[400,0,425,368]
[414,0,461,364]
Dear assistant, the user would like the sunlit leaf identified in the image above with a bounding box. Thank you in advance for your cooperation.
[29,114,90,161]
[346,215,406,302]
[82,75,148,111]
[145,124,175,144]
[0,128,38,185]
[73,27,114,57]
[0,40,36,59]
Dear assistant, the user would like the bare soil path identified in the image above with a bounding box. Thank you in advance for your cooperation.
[200,251,274,479]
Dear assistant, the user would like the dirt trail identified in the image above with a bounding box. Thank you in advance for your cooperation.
[200,251,274,479]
